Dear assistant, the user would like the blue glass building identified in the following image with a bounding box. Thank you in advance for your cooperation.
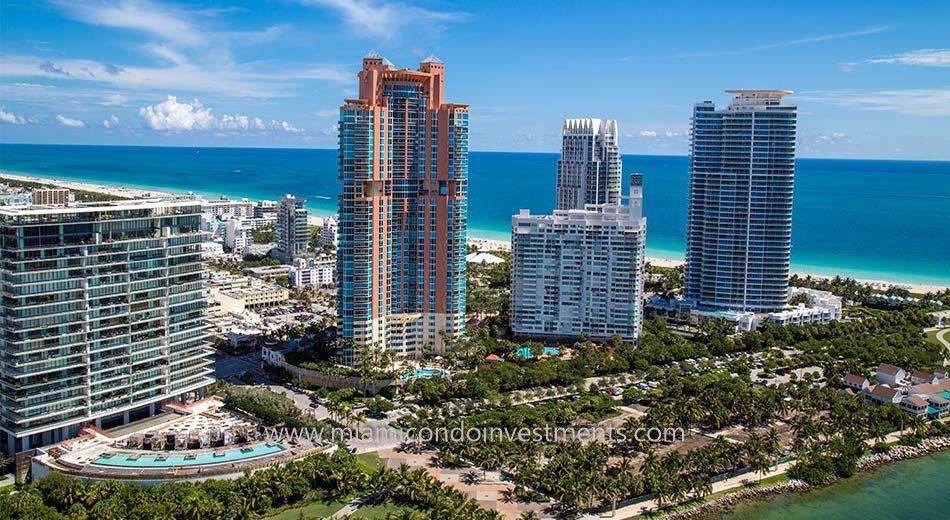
[684,90,797,313]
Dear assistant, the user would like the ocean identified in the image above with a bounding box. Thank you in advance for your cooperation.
[1,143,948,286]
[724,451,950,519]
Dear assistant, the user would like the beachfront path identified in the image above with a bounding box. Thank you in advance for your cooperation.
[581,461,796,520]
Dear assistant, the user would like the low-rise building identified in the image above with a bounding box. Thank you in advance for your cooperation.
[864,385,901,405]
[842,373,870,391]
[0,190,33,206]
[900,395,930,416]
[209,272,288,310]
[244,265,291,282]
[876,363,906,387]
[202,196,255,218]
[289,256,335,288]
[911,371,939,385]
[767,304,837,327]
[647,296,756,333]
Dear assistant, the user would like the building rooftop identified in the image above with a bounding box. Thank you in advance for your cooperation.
[421,54,443,64]
[877,363,903,376]
[843,373,868,386]
[0,197,199,216]
[869,385,899,399]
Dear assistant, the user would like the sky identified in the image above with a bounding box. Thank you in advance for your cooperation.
[1,0,948,159]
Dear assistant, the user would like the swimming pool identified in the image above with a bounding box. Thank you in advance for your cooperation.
[406,368,445,379]
[515,347,560,358]
[93,443,285,467]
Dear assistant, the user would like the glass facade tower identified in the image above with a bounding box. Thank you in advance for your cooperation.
[0,199,212,456]
[684,90,797,313]
[336,52,468,361]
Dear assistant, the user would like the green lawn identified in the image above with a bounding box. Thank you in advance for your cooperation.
[350,504,422,519]
[925,329,949,349]
[267,500,346,520]
[355,451,386,472]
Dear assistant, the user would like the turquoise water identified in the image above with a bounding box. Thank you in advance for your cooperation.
[1,144,947,286]
[725,451,950,519]
[406,368,445,379]
[515,346,561,357]
[93,443,284,467]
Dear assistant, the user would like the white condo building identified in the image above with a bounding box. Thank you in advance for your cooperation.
[319,215,338,248]
[224,216,276,254]
[289,256,335,288]
[555,118,622,211]
[511,174,647,343]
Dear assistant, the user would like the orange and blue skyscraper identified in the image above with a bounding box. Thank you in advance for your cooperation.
[336,52,468,361]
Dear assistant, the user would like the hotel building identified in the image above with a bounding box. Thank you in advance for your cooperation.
[275,194,309,261]
[511,175,646,343]
[336,52,468,361]
[684,90,797,313]
[0,199,212,456]
[555,118,622,211]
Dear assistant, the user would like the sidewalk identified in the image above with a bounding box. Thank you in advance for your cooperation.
[581,461,795,519]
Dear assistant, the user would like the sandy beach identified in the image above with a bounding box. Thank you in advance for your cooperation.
[1,171,178,200]
[5,170,947,294]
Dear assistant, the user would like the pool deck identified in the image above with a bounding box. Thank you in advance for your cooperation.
[32,399,332,482]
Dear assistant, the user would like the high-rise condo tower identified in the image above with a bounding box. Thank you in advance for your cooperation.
[0,199,211,457]
[684,90,797,313]
[336,52,468,362]
[555,118,622,210]
[275,194,308,261]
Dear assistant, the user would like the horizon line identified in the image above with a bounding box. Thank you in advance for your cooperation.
[1,141,948,163]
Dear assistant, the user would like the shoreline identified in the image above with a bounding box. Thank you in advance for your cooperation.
[653,436,950,520]
[3,170,947,293]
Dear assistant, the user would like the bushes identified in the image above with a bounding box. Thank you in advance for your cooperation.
[220,385,299,425]
[3,450,368,520]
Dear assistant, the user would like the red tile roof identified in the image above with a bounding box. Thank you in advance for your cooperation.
[877,363,903,376]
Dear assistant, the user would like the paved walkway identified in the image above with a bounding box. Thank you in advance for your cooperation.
[581,461,796,519]
[377,447,553,519]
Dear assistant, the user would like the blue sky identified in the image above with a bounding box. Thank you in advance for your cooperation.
[1,0,948,159]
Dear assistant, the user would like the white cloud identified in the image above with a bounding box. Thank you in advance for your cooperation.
[667,25,893,59]
[316,108,339,118]
[0,54,351,99]
[102,114,120,128]
[138,95,305,133]
[639,130,658,137]
[0,107,26,124]
[101,93,130,106]
[220,114,250,130]
[271,120,304,133]
[664,130,681,137]
[139,96,215,131]
[797,88,950,116]
[53,0,205,47]
[56,114,86,127]
[840,48,950,71]
[301,0,470,39]
[322,123,339,135]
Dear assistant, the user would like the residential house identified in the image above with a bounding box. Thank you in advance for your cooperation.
[842,373,870,392]
[875,363,906,387]
[900,395,930,416]
[865,385,901,405]
[911,371,939,386]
